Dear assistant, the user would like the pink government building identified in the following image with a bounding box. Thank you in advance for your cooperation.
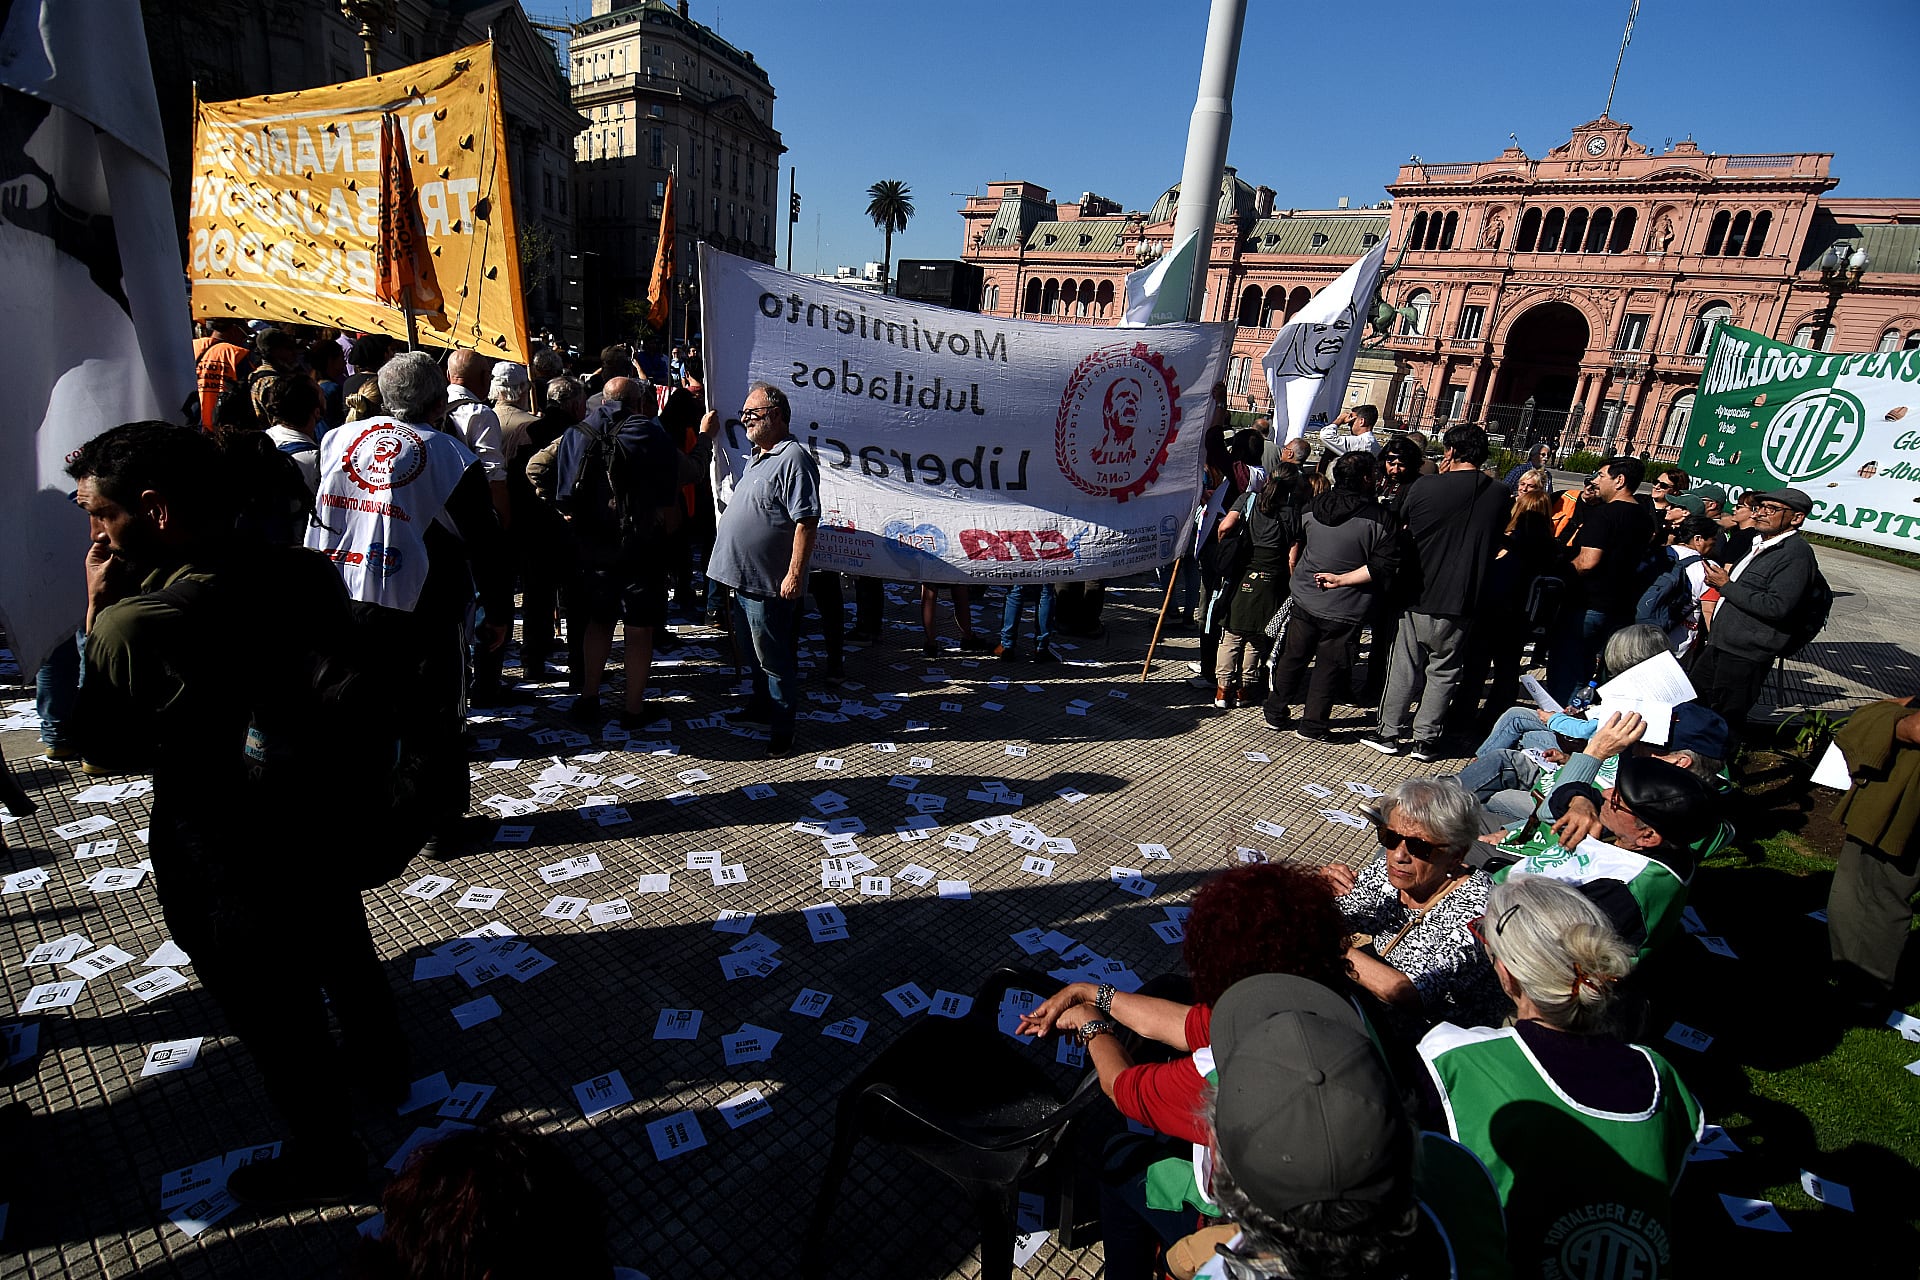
[957,116,1920,460]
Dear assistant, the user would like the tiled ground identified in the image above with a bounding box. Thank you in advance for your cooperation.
[0,545,1912,1280]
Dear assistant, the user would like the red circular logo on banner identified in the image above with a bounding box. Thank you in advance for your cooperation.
[1055,342,1182,501]
[342,423,428,493]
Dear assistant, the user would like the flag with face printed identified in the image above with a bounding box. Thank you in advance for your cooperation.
[1262,240,1386,442]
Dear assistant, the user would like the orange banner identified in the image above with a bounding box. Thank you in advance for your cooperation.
[189,41,528,359]
[647,171,675,333]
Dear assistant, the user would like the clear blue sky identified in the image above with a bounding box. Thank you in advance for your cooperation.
[543,0,1920,276]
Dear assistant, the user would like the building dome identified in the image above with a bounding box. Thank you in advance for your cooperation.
[1148,166,1255,224]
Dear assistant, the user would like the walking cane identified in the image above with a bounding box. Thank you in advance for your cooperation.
[1140,560,1182,683]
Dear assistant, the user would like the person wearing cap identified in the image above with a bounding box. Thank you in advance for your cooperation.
[1656,513,1720,658]
[1692,482,1730,519]
[1192,973,1509,1280]
[1015,863,1353,1280]
[1491,746,1724,962]
[1323,779,1504,1037]
[1417,875,1702,1279]
[1694,486,1821,735]
[489,362,539,458]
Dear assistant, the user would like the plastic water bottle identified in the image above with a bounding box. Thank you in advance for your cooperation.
[1566,680,1599,713]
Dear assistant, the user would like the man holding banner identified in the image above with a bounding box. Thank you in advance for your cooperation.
[701,383,821,755]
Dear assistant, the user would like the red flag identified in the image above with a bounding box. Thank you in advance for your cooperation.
[376,112,419,306]
[647,171,675,332]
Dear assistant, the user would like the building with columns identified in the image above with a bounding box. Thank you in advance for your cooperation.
[957,118,1920,457]
[568,0,782,336]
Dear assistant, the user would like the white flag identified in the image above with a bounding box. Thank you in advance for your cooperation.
[1121,230,1202,327]
[1261,241,1387,443]
[0,0,193,670]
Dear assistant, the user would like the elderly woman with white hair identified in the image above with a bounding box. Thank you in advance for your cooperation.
[1417,873,1703,1277]
[1320,777,1503,1034]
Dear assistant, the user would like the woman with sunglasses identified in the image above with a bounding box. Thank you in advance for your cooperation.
[1321,778,1503,1036]
[1418,873,1703,1277]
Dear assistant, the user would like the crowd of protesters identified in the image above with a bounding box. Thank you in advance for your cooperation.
[10,316,1908,1280]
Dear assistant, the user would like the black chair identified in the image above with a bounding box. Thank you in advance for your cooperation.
[800,966,1104,1280]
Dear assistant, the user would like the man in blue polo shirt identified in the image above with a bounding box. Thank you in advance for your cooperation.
[701,382,821,754]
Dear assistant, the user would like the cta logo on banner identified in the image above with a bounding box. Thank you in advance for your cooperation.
[1680,324,1920,554]
[698,246,1232,583]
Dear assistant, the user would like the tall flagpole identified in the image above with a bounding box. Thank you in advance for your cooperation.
[1169,0,1248,323]
[1604,0,1641,119]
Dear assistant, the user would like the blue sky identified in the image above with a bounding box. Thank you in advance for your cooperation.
[544,0,1919,276]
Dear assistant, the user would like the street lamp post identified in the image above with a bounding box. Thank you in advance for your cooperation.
[1810,241,1870,353]
[339,1,398,78]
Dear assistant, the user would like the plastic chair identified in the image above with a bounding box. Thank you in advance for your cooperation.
[800,966,1104,1280]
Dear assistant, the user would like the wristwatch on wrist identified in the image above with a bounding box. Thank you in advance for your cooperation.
[1094,982,1116,1018]
[1076,1018,1120,1046]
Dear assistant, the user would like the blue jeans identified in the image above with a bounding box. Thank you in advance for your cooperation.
[1459,747,1543,806]
[35,632,84,750]
[1474,706,1559,760]
[998,584,1055,651]
[731,591,798,737]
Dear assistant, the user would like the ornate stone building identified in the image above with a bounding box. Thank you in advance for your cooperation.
[140,0,586,333]
[957,119,1920,457]
[569,0,782,329]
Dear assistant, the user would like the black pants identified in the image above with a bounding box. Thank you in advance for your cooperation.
[1055,580,1105,635]
[852,577,885,636]
[518,541,568,676]
[809,570,845,669]
[354,604,469,824]
[1270,611,1362,732]
[1691,642,1773,739]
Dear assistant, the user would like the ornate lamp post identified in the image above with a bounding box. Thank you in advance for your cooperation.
[340,1,398,78]
[1809,241,1870,352]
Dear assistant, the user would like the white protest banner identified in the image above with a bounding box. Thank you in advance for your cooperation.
[1262,240,1386,443]
[699,246,1232,583]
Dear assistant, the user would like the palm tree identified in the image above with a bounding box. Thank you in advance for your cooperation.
[865,180,915,294]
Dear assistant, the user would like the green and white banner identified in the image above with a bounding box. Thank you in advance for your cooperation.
[1680,324,1920,553]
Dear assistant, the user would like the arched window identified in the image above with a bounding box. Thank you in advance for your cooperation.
[1516,208,1542,252]
[1424,213,1444,251]
[1584,208,1612,253]
[1237,285,1263,327]
[1745,211,1772,257]
[1408,211,1428,250]
[1440,211,1458,250]
[983,282,999,313]
[1402,288,1432,336]
[1227,354,1252,396]
[1879,328,1903,353]
[1608,207,1637,253]
[1096,279,1114,317]
[1724,211,1751,257]
[1023,278,1042,313]
[1688,302,1733,355]
[1659,393,1695,449]
[1791,319,1836,352]
[1703,211,1730,255]
[1563,208,1589,253]
[1041,278,1059,315]
[1908,330,1920,350]
[1262,287,1287,327]
[1539,208,1565,253]
[1285,286,1312,321]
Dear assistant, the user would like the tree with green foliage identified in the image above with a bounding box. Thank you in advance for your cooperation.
[865,179,914,295]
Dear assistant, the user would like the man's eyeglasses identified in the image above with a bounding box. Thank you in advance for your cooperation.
[1374,822,1445,861]
[738,406,770,426]
[1755,501,1793,516]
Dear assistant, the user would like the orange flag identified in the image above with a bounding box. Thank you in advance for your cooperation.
[647,171,675,332]
[375,111,419,307]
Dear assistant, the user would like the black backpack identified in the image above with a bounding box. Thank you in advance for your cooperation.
[1634,551,1702,633]
[564,419,653,565]
[1781,565,1834,658]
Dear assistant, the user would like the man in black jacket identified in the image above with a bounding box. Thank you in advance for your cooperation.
[1695,486,1821,736]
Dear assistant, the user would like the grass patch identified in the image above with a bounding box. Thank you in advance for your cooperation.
[1803,530,1920,573]
[1654,767,1920,1268]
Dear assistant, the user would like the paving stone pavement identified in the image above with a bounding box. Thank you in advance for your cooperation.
[0,559,1914,1280]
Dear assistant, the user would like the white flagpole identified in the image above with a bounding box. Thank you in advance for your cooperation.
[1168,0,1248,323]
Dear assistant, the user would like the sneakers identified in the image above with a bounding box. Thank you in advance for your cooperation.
[1294,726,1332,743]
[1213,685,1230,710]
[994,643,1019,662]
[1263,703,1292,731]
[1409,740,1441,763]
[225,1147,372,1209]
[1187,662,1203,675]
[1359,735,1404,756]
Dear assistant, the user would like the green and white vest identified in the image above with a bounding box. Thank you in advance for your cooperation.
[1491,831,1687,962]
[1418,1024,1702,1280]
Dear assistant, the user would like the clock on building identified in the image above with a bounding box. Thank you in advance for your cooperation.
[1585,135,1609,157]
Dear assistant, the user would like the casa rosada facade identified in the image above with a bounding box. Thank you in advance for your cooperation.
[957,118,1920,459]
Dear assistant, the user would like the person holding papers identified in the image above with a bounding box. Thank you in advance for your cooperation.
[1417,875,1703,1279]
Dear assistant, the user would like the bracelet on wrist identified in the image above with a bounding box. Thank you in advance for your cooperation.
[1094,982,1116,1018]
[1076,1019,1120,1046]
